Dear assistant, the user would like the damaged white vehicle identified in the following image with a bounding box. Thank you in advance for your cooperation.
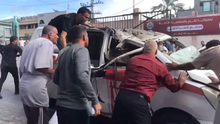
[31,27,220,124]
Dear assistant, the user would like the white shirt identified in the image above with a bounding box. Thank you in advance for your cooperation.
[19,38,53,107]
[19,40,25,47]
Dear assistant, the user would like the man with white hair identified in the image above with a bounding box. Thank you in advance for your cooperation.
[111,40,188,124]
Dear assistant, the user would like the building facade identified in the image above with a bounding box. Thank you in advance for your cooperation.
[0,16,20,39]
[19,16,38,38]
[177,0,220,17]
[18,11,69,38]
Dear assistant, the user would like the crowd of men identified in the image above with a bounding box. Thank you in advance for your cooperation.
[0,6,219,124]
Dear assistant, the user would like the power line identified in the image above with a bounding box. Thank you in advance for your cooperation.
[36,0,77,10]
[80,0,104,18]
[110,0,144,16]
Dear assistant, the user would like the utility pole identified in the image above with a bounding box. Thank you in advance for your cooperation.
[80,0,104,19]
[133,0,135,12]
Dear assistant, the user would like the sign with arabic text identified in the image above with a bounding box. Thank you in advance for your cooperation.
[144,15,220,36]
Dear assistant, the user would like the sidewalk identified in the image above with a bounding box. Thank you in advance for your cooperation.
[0,69,26,124]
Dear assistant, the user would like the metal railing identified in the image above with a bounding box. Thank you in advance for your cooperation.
[90,10,172,30]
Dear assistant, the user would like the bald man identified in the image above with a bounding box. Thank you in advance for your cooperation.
[111,40,188,124]
[19,25,58,124]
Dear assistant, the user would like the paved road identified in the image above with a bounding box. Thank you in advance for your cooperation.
[0,57,111,124]
[0,57,26,124]
[0,73,26,124]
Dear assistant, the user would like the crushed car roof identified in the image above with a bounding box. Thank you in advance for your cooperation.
[113,28,172,47]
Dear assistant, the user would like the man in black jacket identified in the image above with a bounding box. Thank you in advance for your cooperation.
[0,36,22,99]
[48,7,96,50]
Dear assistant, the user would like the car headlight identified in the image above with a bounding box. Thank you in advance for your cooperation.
[201,84,220,110]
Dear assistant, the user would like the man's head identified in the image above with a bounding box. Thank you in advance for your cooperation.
[41,25,58,44]
[143,40,158,56]
[10,36,18,45]
[19,37,23,40]
[67,25,88,47]
[206,40,220,49]
[201,41,205,46]
[76,7,91,24]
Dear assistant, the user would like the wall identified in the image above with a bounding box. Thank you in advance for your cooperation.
[177,0,220,17]
[38,11,69,27]
[177,10,194,17]
[174,34,220,48]
[0,16,20,37]
[18,11,69,38]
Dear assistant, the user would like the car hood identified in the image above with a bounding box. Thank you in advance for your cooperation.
[188,69,217,85]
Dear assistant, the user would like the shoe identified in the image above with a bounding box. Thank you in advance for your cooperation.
[0,95,2,99]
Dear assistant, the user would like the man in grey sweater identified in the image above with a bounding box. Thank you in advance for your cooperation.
[53,25,101,124]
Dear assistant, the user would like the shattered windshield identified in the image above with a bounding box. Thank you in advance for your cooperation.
[162,46,200,64]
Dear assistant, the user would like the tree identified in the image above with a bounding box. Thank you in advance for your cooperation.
[24,33,32,40]
[151,0,185,18]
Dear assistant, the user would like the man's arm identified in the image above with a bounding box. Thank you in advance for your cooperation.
[208,76,219,84]
[167,50,211,71]
[177,63,196,70]
[83,23,97,28]
[34,41,54,75]
[159,67,187,92]
[82,21,97,28]
[15,45,22,57]
[74,48,99,106]
[60,31,67,48]
[60,18,72,49]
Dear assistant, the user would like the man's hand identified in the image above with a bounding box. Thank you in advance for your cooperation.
[167,51,173,55]
[53,61,58,70]
[90,23,97,28]
[166,62,178,71]
[93,103,102,116]
[178,71,189,87]
[208,76,219,84]
[83,23,97,28]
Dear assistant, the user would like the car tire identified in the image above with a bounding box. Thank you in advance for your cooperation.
[151,107,200,124]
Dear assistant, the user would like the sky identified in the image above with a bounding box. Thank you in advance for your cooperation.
[0,0,194,19]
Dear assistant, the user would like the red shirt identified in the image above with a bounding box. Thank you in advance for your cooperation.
[120,53,181,102]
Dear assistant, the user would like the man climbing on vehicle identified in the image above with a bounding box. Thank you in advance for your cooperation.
[48,7,96,50]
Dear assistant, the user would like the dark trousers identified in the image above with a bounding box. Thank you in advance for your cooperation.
[0,66,19,93]
[23,104,49,124]
[57,105,90,124]
[111,90,152,124]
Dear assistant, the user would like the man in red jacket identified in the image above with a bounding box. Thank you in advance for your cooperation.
[111,40,188,124]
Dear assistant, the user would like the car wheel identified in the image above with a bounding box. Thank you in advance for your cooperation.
[151,108,200,124]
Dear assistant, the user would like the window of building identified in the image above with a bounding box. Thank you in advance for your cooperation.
[4,28,12,38]
[0,27,3,36]
[28,24,34,29]
[20,25,26,30]
[35,24,38,28]
[203,2,211,12]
